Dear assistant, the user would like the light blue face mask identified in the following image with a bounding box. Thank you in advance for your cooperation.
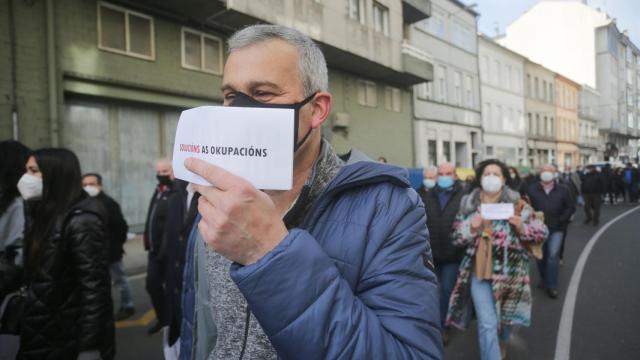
[423,179,436,189]
[437,176,454,189]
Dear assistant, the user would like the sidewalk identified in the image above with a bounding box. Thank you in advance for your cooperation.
[122,234,147,276]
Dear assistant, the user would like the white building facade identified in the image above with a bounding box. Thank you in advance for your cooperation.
[497,0,640,162]
[478,34,526,166]
[578,85,602,164]
[409,0,482,168]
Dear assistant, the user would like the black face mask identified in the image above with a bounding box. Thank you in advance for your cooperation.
[156,175,172,186]
[229,92,317,152]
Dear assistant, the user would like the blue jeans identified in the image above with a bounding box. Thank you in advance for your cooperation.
[435,261,460,327]
[537,231,564,289]
[471,277,510,360]
[111,260,134,309]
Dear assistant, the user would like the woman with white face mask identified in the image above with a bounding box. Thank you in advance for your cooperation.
[445,159,548,360]
[17,148,115,360]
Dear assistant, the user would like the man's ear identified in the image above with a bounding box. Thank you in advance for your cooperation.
[309,92,332,129]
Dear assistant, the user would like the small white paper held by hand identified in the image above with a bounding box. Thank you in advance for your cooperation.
[480,203,515,220]
[172,106,294,190]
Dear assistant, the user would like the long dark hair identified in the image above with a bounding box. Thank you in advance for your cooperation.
[0,140,31,214]
[24,148,84,270]
[470,159,514,191]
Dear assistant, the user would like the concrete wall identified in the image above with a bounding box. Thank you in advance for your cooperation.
[555,75,580,167]
[327,70,415,167]
[0,0,51,147]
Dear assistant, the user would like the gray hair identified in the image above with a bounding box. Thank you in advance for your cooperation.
[424,166,438,175]
[228,25,328,97]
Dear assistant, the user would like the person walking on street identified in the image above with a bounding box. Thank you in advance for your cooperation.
[144,158,178,335]
[179,24,442,360]
[581,165,606,225]
[526,164,575,298]
[622,163,639,202]
[420,162,465,346]
[446,159,548,360]
[419,166,438,193]
[82,173,134,320]
[18,149,115,360]
[0,141,31,252]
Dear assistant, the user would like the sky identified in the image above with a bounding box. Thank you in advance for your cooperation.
[462,0,640,46]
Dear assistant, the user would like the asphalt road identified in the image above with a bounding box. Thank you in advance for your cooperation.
[112,203,640,360]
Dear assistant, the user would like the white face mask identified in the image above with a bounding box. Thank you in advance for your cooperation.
[423,179,436,189]
[17,173,43,200]
[540,171,554,183]
[481,175,503,194]
[83,185,101,197]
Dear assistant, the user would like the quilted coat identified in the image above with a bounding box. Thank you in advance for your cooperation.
[19,195,115,360]
[229,156,443,359]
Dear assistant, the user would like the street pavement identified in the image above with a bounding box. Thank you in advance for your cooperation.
[112,203,640,359]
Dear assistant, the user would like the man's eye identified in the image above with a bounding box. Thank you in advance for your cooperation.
[224,93,236,101]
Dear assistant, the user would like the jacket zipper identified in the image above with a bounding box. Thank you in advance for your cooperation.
[238,304,251,360]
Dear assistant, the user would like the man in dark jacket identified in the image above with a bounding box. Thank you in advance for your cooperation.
[144,159,178,334]
[161,179,199,352]
[179,24,442,360]
[82,173,134,320]
[420,162,464,344]
[581,165,606,225]
[526,164,575,298]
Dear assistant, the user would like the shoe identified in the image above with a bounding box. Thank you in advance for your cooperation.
[147,319,163,335]
[442,328,450,347]
[583,219,591,225]
[114,306,135,321]
[546,288,559,299]
[500,342,508,360]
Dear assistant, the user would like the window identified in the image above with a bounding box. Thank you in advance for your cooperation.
[543,116,548,136]
[357,80,377,107]
[495,105,502,130]
[526,74,531,96]
[528,113,534,134]
[548,83,553,103]
[443,141,451,162]
[384,87,401,112]
[348,0,365,24]
[549,117,554,136]
[486,146,494,156]
[453,71,462,105]
[507,108,514,131]
[416,82,432,100]
[181,28,223,74]
[627,68,634,84]
[436,65,447,102]
[505,65,511,90]
[629,112,634,128]
[536,114,541,135]
[542,80,547,100]
[483,103,491,128]
[372,2,389,36]
[534,77,539,99]
[428,140,437,166]
[421,9,445,38]
[517,110,523,131]
[465,75,473,107]
[481,56,490,82]
[494,60,501,86]
[98,2,154,59]
[453,21,474,52]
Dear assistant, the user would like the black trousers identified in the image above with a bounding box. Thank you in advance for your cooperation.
[146,252,168,325]
[583,194,602,223]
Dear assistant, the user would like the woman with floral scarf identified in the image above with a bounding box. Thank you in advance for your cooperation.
[446,159,548,360]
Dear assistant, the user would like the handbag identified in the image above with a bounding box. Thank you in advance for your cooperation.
[514,199,544,260]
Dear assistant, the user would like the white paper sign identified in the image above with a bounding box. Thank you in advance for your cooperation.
[172,106,294,190]
[480,203,515,220]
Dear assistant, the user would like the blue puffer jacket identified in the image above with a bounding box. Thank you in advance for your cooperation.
[181,156,442,359]
[182,155,442,359]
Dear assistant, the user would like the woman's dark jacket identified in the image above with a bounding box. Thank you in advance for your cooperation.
[420,182,465,263]
[19,196,115,360]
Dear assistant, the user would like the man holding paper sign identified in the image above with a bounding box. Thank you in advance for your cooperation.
[178,25,441,360]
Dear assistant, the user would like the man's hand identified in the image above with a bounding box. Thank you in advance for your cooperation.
[185,158,288,265]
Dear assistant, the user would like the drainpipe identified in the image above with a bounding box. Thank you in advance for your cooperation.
[8,0,18,140]
[46,0,59,146]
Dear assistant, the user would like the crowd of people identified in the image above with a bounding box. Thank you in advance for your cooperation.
[2,23,640,360]
[417,158,639,359]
